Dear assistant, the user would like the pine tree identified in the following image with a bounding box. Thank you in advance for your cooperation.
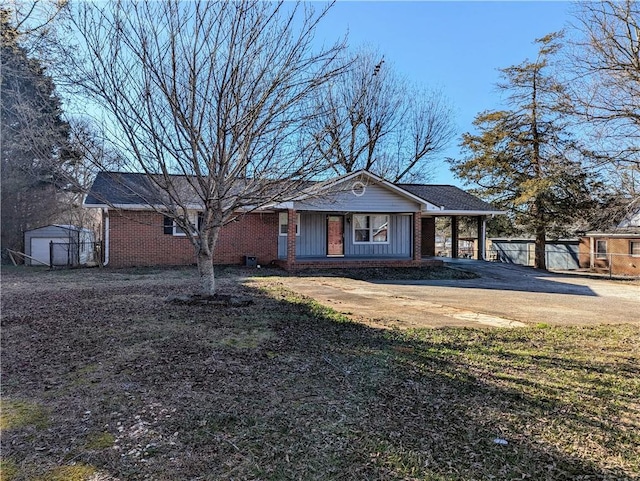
[449,33,599,269]
[1,8,75,255]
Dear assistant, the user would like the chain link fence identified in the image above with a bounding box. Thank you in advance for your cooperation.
[43,241,102,268]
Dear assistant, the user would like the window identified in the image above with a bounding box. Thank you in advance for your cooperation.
[353,214,389,244]
[631,240,640,257]
[595,239,608,259]
[164,212,201,236]
[279,212,300,236]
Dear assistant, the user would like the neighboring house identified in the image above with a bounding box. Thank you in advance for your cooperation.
[579,207,640,276]
[488,238,580,270]
[24,225,96,267]
[83,170,504,270]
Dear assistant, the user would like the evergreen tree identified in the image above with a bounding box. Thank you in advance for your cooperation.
[449,33,599,269]
[1,8,75,255]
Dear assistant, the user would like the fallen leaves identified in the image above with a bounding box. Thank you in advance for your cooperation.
[1,266,638,480]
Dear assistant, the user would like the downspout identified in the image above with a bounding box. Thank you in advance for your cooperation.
[103,208,109,266]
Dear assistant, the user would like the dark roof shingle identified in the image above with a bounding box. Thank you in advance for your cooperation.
[84,172,201,207]
[85,171,501,214]
[398,184,498,212]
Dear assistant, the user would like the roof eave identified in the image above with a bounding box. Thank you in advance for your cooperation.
[83,202,203,210]
[422,209,507,216]
[584,231,640,238]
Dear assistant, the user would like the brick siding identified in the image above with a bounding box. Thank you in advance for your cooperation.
[413,212,422,261]
[107,210,278,268]
[421,217,436,257]
[579,236,640,276]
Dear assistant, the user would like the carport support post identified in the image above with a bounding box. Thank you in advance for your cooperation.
[477,216,486,260]
[286,208,297,269]
[451,216,459,259]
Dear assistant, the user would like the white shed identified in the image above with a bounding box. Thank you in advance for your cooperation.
[24,225,96,267]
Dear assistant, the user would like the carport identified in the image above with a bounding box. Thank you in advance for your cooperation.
[399,184,505,260]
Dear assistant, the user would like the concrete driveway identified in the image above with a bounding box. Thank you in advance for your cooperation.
[267,260,640,329]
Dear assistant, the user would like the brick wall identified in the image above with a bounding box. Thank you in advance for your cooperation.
[413,213,422,261]
[579,236,640,276]
[578,237,592,270]
[421,217,436,257]
[107,210,278,268]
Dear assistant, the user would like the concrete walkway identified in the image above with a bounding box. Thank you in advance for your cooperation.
[264,260,640,329]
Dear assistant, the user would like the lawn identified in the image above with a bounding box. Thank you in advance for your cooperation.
[1,266,638,480]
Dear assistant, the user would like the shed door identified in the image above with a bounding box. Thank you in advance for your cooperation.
[30,238,59,266]
[327,216,344,256]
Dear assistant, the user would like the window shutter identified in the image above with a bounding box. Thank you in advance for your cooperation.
[197,213,204,231]
[163,216,173,235]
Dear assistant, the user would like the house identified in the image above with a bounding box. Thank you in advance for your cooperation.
[488,238,580,270]
[579,207,640,276]
[83,170,504,270]
[24,225,96,267]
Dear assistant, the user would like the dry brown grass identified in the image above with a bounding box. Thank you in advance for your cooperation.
[1,266,638,480]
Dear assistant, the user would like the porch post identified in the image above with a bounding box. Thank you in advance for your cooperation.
[286,208,297,269]
[451,216,459,259]
[477,216,486,260]
[413,212,422,262]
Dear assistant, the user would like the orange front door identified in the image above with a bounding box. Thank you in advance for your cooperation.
[327,216,344,256]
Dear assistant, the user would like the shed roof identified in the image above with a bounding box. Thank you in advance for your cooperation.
[25,224,89,233]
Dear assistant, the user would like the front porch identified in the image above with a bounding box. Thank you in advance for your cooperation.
[271,172,502,272]
[275,208,489,271]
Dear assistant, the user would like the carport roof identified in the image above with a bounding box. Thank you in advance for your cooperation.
[398,184,502,214]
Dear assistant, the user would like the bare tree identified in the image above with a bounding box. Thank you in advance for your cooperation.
[71,0,345,295]
[7,0,69,40]
[566,0,640,224]
[312,48,455,183]
[569,0,640,167]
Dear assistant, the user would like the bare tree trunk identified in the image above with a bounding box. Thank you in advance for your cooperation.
[196,222,219,296]
[197,251,215,296]
[534,227,547,270]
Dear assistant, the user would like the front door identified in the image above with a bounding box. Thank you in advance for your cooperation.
[327,215,344,256]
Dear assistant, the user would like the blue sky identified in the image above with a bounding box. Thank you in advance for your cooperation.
[315,1,574,185]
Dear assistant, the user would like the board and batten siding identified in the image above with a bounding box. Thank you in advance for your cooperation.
[295,183,421,213]
[278,213,412,259]
[344,214,411,257]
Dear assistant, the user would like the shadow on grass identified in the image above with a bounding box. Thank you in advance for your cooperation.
[284,261,602,297]
[0,269,637,480]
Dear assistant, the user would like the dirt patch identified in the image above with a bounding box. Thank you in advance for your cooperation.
[165,293,253,306]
